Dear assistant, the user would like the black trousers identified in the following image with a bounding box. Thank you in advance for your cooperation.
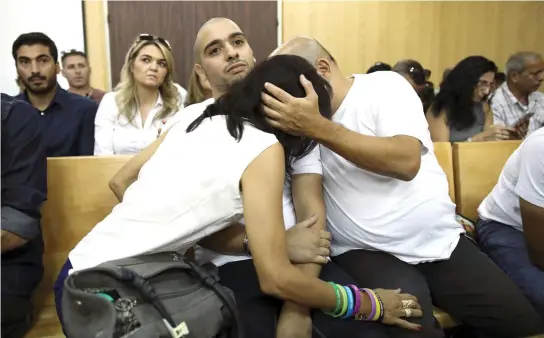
[333,235,544,338]
[1,294,33,338]
[218,259,391,338]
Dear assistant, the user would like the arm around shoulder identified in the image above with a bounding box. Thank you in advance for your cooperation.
[309,74,423,181]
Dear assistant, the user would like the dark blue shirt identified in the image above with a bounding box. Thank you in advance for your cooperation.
[1,93,47,297]
[17,85,97,157]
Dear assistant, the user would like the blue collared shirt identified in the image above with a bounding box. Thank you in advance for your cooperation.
[17,85,98,157]
[1,93,47,297]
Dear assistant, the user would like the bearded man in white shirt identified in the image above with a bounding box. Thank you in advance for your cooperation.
[261,36,544,338]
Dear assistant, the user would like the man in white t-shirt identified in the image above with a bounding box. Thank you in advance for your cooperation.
[164,19,392,338]
[263,36,544,337]
[477,127,544,318]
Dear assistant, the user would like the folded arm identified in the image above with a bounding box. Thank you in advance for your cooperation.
[1,99,47,253]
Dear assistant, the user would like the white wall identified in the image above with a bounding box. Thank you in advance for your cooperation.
[0,0,85,96]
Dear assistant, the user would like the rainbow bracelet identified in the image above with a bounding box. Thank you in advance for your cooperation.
[348,285,361,317]
[358,288,377,321]
[341,286,355,319]
[324,282,342,317]
[369,290,381,321]
[337,284,349,317]
[373,290,385,322]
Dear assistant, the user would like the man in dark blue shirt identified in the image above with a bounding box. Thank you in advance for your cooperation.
[13,32,97,157]
[1,93,47,338]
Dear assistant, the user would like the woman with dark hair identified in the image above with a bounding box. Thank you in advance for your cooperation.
[187,55,333,174]
[427,56,515,142]
[55,54,421,334]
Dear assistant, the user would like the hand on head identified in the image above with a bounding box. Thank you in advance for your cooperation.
[262,75,324,137]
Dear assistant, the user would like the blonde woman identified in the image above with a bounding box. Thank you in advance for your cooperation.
[184,69,212,107]
[94,34,181,155]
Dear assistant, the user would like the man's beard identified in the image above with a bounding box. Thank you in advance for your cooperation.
[23,75,57,95]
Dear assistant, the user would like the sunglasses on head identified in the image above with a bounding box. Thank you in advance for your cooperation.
[136,34,171,50]
[407,66,426,86]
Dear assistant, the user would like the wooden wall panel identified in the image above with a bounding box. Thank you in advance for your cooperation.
[83,0,109,91]
[282,1,544,85]
[106,1,277,88]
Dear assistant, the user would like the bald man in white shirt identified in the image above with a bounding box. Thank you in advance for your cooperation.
[263,36,544,337]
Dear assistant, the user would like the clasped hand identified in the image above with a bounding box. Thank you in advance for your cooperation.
[286,214,331,264]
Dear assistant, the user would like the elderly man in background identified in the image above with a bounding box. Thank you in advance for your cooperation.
[491,52,544,137]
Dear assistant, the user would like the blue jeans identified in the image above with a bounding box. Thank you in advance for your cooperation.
[53,259,72,331]
[476,219,544,318]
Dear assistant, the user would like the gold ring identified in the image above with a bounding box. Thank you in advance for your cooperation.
[405,308,412,318]
[401,300,413,309]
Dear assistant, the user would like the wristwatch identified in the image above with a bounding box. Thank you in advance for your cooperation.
[243,234,251,257]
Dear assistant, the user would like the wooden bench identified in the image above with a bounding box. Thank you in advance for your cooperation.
[25,156,132,338]
[24,143,462,336]
[453,141,522,222]
[431,143,460,329]
[434,142,455,203]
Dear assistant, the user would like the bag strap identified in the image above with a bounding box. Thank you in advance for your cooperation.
[108,266,178,328]
[91,260,244,338]
[187,260,244,338]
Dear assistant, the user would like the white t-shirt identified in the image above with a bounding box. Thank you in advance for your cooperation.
[94,91,183,155]
[324,72,464,264]
[69,116,278,272]
[478,127,544,231]
[201,145,323,267]
[164,98,323,267]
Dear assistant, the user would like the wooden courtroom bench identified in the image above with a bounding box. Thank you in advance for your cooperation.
[26,144,459,337]
[434,142,456,203]
[453,141,522,222]
[432,143,460,329]
[25,156,132,338]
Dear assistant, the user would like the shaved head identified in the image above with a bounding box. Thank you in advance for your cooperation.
[192,17,255,98]
[193,17,240,63]
[270,36,335,66]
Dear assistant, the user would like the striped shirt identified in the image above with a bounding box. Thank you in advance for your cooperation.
[491,83,544,135]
